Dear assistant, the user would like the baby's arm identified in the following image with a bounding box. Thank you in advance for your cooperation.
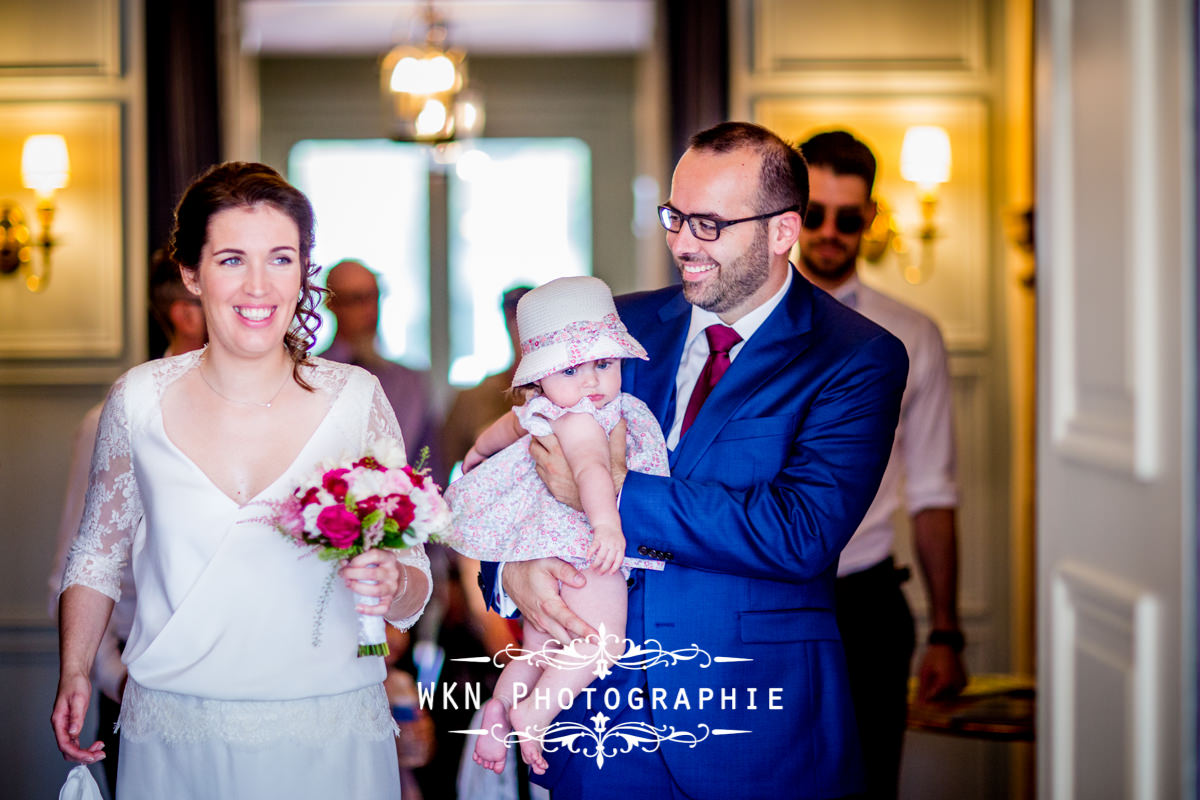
[463,410,526,473]
[546,412,623,574]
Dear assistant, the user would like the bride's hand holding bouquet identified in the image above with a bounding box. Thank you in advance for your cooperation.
[268,437,449,656]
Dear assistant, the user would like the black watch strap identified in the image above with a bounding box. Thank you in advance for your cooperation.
[927,629,965,652]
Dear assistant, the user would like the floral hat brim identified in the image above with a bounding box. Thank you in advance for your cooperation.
[511,312,648,387]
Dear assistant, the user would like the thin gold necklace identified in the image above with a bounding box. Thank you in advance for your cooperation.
[198,354,291,409]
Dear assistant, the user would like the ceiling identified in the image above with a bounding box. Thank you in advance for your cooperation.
[240,0,657,56]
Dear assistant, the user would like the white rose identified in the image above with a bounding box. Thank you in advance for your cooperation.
[411,487,451,535]
[349,467,388,501]
[370,437,407,470]
[301,502,323,534]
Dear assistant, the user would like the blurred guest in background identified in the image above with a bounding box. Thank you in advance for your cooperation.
[798,129,966,800]
[435,284,532,797]
[322,258,443,480]
[442,285,532,472]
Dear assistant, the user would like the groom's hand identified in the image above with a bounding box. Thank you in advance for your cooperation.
[502,558,595,644]
[531,419,628,510]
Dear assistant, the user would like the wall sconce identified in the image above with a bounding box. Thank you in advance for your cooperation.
[381,1,484,143]
[0,134,69,293]
[862,125,951,284]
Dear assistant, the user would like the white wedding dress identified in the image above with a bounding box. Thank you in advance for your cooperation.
[61,352,432,799]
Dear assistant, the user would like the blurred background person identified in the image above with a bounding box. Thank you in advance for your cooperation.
[797,130,967,800]
[442,285,532,472]
[45,249,207,797]
[422,284,533,798]
[322,258,443,481]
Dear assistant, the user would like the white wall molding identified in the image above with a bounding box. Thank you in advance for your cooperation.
[1050,561,1163,800]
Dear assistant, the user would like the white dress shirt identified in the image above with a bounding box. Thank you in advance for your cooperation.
[830,274,959,576]
[666,269,792,448]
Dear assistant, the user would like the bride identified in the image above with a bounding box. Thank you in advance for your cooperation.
[51,162,431,799]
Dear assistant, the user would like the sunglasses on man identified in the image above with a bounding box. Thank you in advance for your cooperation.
[802,203,867,235]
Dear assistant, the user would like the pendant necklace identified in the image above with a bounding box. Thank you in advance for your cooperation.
[198,355,291,409]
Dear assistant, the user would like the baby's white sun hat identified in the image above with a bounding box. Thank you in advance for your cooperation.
[511,276,648,387]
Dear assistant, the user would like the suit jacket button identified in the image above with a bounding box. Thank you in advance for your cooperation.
[638,545,649,556]
[665,552,674,561]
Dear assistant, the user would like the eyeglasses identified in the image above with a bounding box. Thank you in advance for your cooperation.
[657,204,799,241]
[802,203,867,235]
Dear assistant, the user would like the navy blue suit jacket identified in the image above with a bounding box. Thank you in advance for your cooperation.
[483,275,907,799]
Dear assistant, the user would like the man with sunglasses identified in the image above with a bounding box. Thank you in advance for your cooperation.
[481,121,908,799]
[797,130,968,800]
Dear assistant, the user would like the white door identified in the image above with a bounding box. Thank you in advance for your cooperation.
[1036,0,1195,798]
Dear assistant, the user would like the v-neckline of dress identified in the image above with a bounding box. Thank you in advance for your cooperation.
[156,378,344,510]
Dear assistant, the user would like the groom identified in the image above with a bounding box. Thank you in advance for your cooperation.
[485,121,907,799]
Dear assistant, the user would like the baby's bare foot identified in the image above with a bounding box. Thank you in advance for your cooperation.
[472,697,511,774]
[509,701,549,775]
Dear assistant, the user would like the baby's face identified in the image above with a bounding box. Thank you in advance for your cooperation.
[538,358,622,409]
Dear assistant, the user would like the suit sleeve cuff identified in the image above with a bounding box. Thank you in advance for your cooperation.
[492,563,520,618]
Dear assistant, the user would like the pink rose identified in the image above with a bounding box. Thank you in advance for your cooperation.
[323,468,350,501]
[316,505,361,549]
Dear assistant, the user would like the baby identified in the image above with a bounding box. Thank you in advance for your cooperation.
[440,276,669,775]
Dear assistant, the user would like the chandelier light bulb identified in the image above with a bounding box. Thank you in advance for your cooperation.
[415,98,449,137]
[427,55,457,93]
[389,56,421,92]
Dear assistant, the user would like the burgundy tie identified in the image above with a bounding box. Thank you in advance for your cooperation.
[680,324,742,435]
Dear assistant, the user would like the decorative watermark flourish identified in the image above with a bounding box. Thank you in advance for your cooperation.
[454,624,751,679]
[455,712,749,770]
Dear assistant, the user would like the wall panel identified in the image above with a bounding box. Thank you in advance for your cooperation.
[0,0,121,75]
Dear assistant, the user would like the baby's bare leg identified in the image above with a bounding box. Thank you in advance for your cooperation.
[549,412,625,573]
[509,568,628,774]
[473,622,547,774]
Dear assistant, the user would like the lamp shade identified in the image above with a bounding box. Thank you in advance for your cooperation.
[22,134,70,196]
[900,126,951,187]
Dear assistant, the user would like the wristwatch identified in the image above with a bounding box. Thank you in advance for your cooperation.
[927,629,966,653]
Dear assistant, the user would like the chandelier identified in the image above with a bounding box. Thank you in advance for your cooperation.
[381,2,484,143]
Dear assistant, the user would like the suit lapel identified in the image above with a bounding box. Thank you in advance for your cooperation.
[669,276,816,478]
[625,291,690,432]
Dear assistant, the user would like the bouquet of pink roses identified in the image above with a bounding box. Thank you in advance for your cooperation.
[268,437,448,657]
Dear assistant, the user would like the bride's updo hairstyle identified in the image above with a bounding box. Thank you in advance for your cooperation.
[169,161,326,390]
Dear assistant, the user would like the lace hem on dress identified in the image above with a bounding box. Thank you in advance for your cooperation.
[117,679,398,746]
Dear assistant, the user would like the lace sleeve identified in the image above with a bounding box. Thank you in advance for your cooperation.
[365,372,406,460]
[364,375,433,631]
[60,375,143,602]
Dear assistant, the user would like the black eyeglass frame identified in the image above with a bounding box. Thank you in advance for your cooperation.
[657,204,800,241]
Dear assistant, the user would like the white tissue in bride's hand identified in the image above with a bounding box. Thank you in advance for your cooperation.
[59,765,103,800]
